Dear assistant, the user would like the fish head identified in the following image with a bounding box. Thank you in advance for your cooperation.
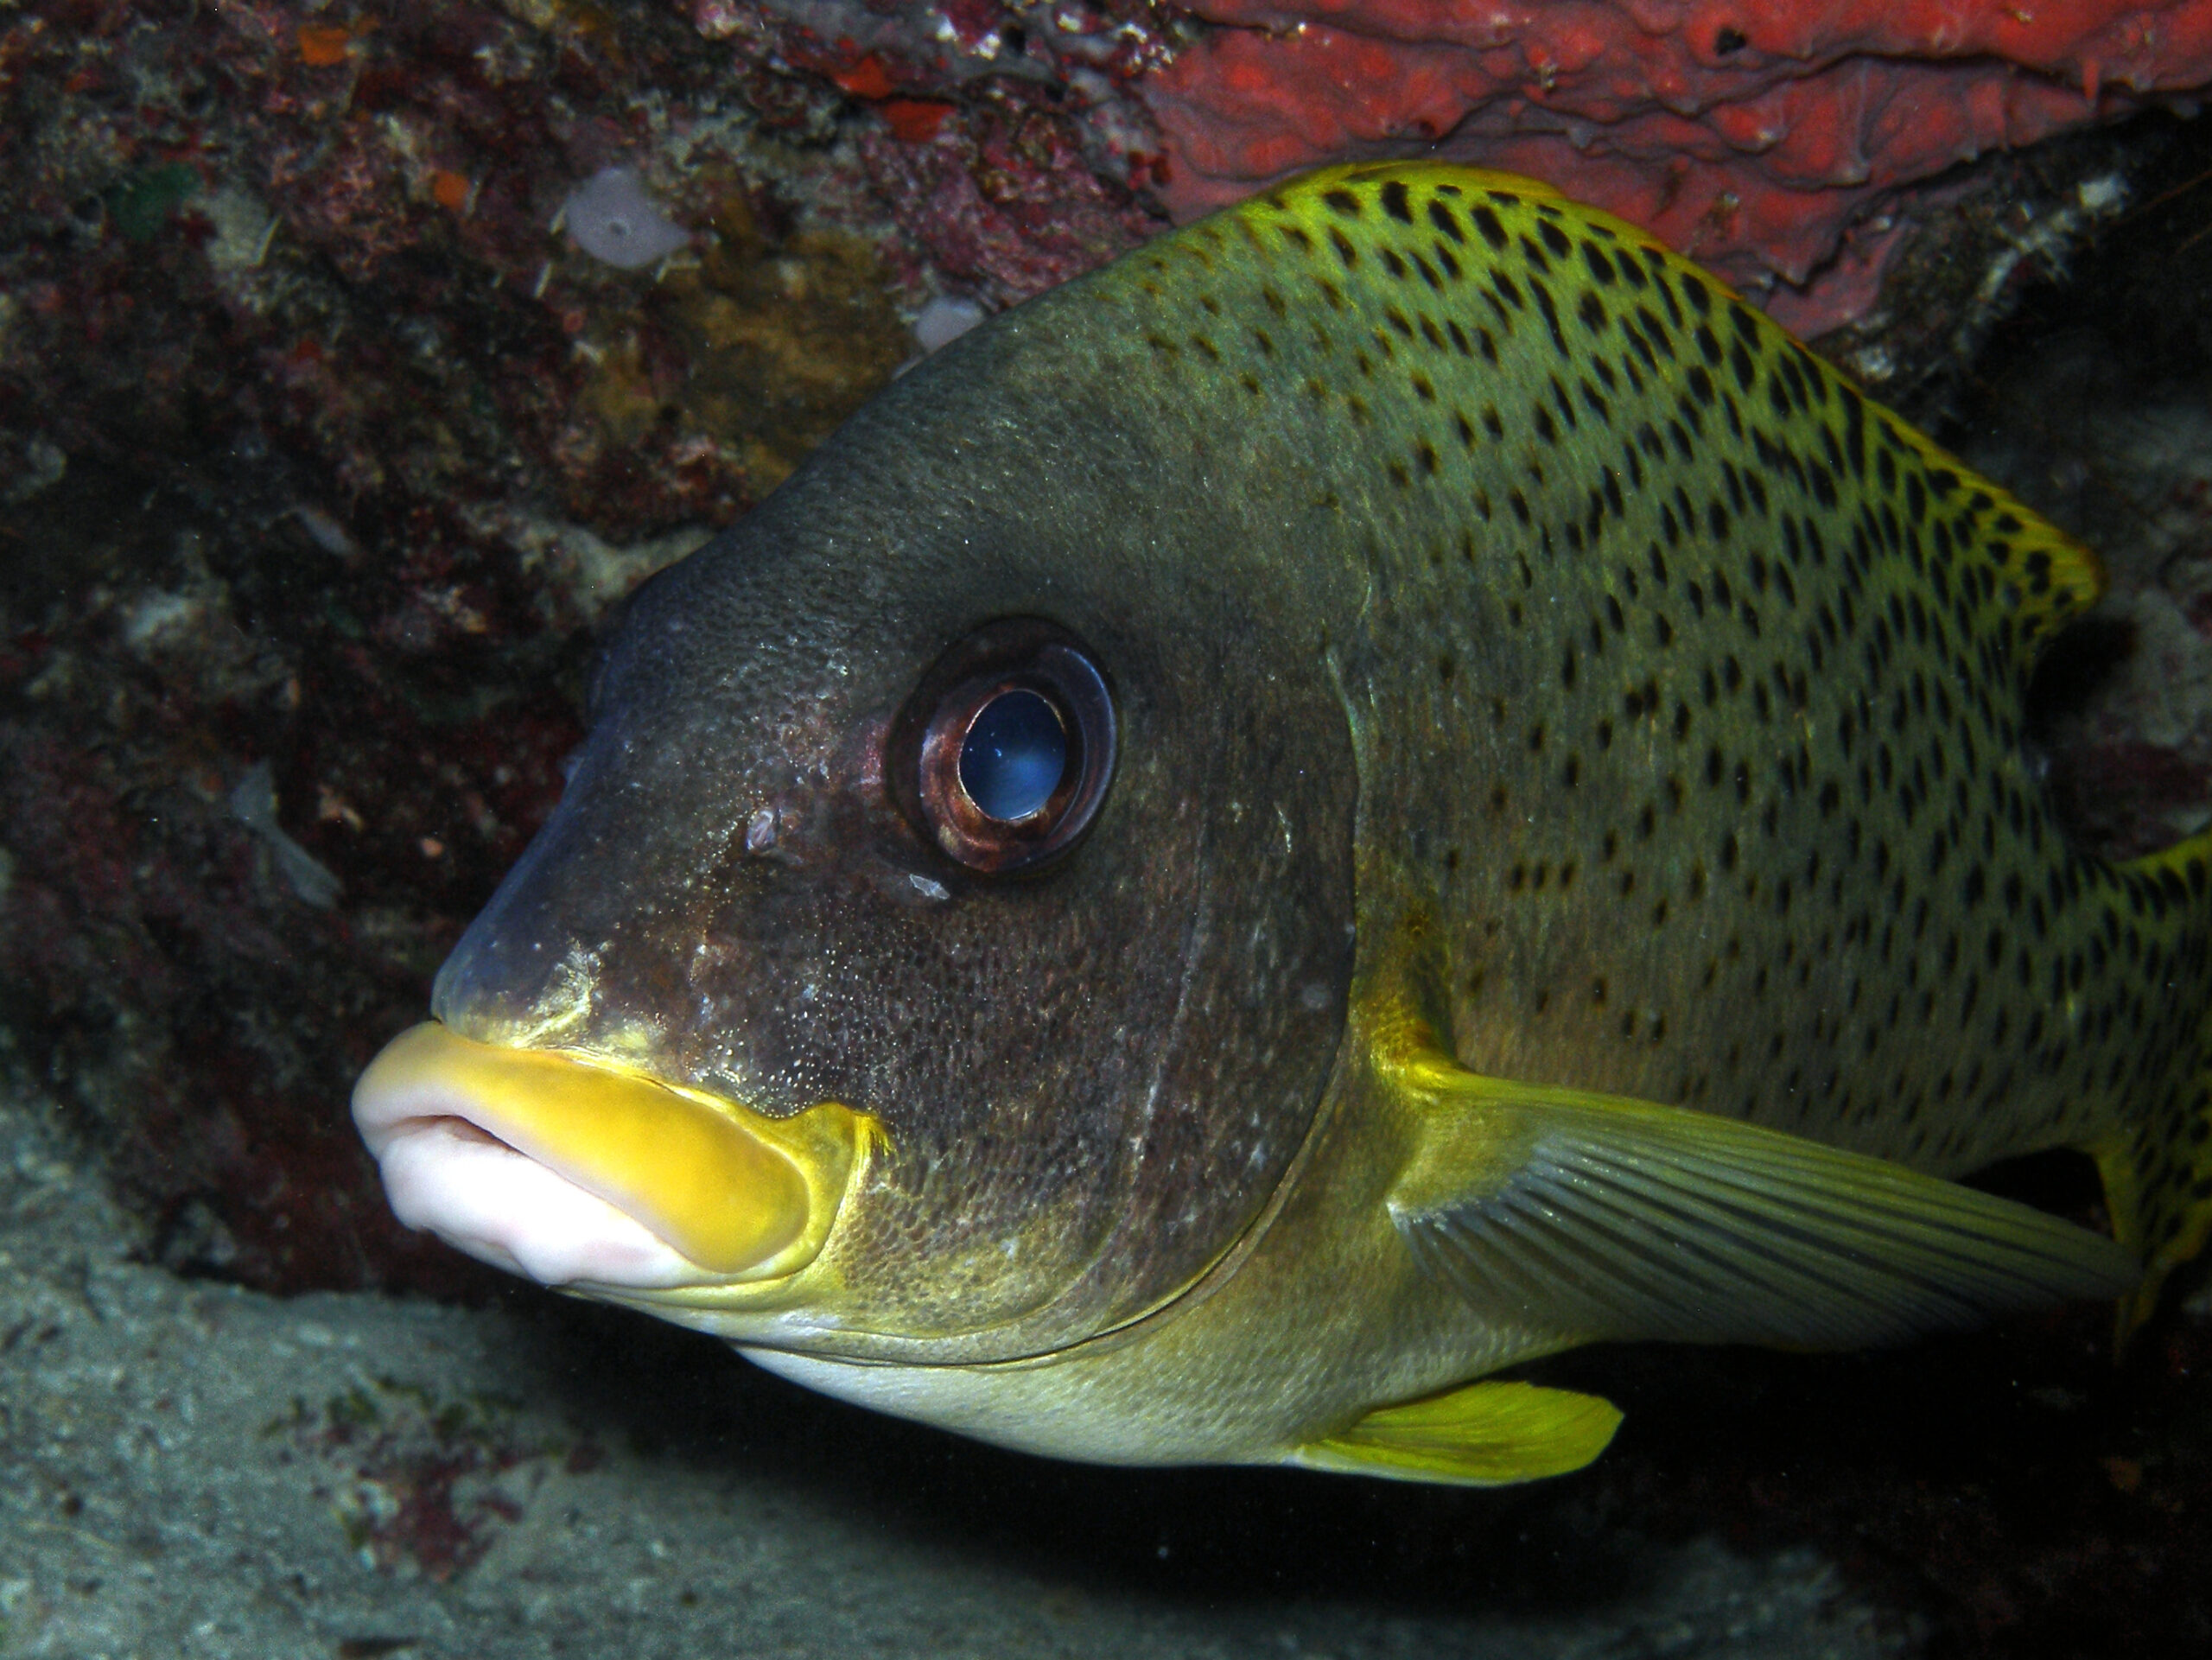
[353,310,1363,1365]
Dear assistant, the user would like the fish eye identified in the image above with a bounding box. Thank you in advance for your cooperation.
[901,621,1115,874]
[958,690,1066,822]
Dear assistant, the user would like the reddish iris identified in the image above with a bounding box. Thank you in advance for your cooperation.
[901,622,1116,875]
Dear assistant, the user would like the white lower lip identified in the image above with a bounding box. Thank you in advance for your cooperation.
[361,1104,713,1292]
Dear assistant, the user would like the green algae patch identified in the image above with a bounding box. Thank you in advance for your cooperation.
[108,164,201,243]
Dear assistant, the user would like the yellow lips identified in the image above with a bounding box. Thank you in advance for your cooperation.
[354,1023,869,1275]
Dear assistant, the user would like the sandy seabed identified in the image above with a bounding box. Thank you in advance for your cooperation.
[0,1077,1908,1660]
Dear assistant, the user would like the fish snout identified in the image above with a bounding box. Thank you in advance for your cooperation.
[351,1022,868,1291]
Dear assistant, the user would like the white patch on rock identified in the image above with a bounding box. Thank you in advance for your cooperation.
[560,167,690,270]
[458,504,712,626]
[913,296,986,353]
[229,760,343,909]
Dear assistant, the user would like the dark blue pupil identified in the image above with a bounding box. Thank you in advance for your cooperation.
[958,690,1068,822]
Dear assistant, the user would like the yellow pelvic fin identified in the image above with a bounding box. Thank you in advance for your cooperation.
[1378,1031,2139,1351]
[1291,1380,1621,1487]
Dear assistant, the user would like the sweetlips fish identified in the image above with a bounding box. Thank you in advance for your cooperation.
[353,161,2212,1485]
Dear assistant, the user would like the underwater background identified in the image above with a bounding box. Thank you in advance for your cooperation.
[3,3,2212,1655]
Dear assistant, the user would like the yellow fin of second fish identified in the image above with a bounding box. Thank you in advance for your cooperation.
[2088,831,2212,1342]
[1290,1379,1622,1486]
[1382,1042,2139,1350]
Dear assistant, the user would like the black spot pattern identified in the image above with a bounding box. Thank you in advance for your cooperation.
[1096,163,2212,1296]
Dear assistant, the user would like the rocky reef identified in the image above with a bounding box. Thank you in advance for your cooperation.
[3,3,2212,1652]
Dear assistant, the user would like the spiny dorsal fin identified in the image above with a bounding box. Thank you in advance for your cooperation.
[1266,160,2107,657]
[1872,406,2105,652]
[1382,1041,2139,1350]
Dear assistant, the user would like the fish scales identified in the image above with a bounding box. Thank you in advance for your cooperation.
[352,162,2212,1485]
[1095,165,2211,1251]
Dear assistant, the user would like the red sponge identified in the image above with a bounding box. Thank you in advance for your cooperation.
[1141,1,2212,332]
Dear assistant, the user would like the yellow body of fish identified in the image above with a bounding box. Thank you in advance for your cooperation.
[353,162,2209,1485]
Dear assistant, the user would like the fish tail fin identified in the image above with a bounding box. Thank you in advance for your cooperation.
[2091,833,2212,1342]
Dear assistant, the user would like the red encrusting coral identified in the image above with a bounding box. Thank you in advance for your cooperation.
[1141,0,2212,334]
[728,0,1172,303]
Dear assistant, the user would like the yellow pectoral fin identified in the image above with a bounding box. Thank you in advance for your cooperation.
[1291,1380,1622,1486]
[1382,1040,2139,1351]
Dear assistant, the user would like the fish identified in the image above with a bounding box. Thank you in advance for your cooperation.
[352,162,2212,1486]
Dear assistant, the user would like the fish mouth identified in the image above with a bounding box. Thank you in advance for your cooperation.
[352,1023,871,1291]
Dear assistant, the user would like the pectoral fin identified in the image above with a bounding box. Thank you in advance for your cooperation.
[1291,1380,1622,1486]
[1385,1046,2140,1350]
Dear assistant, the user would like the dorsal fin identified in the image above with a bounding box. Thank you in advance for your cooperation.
[1872,407,2105,655]
[1260,159,2106,664]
